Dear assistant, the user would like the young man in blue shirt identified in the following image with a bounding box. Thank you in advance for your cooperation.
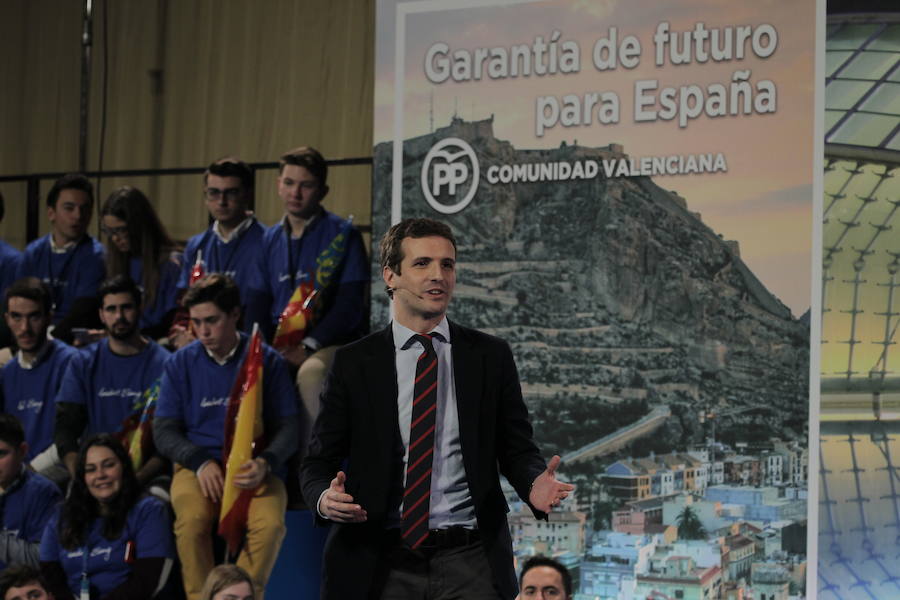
[154,273,299,599]
[54,276,170,485]
[262,147,368,464]
[15,174,105,344]
[170,158,269,349]
[0,414,63,571]
[0,278,77,483]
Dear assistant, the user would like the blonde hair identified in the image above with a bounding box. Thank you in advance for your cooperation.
[200,565,255,600]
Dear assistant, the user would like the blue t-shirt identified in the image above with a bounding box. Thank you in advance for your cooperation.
[260,212,368,346]
[0,239,22,298]
[155,334,298,466]
[16,235,105,324]
[177,220,270,334]
[39,496,174,597]
[0,469,62,570]
[0,340,79,460]
[56,339,170,436]
[129,253,182,332]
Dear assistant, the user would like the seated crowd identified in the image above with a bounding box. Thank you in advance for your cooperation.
[0,147,369,599]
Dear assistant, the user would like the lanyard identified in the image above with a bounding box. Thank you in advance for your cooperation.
[80,544,91,600]
[45,236,88,308]
[285,227,302,289]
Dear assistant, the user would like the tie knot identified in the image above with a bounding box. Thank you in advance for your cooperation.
[408,333,440,354]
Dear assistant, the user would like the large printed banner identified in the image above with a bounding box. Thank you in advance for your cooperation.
[374,1,817,597]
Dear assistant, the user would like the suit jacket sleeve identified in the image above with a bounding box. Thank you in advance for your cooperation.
[300,345,352,520]
[494,338,548,519]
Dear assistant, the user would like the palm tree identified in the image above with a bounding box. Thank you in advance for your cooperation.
[676,505,707,540]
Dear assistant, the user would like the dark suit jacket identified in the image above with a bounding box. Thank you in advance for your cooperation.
[300,320,547,599]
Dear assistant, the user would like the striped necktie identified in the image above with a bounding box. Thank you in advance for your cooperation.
[402,333,439,549]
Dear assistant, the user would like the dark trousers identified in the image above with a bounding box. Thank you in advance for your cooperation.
[373,529,503,600]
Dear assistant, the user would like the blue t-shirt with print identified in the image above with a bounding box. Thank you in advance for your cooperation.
[176,221,271,335]
[0,339,78,460]
[16,235,105,324]
[260,211,368,347]
[56,338,170,437]
[39,496,174,597]
[155,334,298,469]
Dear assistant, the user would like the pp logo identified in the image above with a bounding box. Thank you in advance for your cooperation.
[420,137,479,214]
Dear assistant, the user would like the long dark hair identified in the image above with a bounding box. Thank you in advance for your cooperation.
[100,186,179,310]
[59,434,142,550]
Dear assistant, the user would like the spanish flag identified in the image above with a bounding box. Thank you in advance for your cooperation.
[272,281,316,350]
[272,216,354,350]
[218,324,266,555]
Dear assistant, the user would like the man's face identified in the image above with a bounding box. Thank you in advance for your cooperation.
[4,582,52,600]
[520,566,567,599]
[382,236,456,324]
[4,297,50,354]
[205,174,249,227]
[99,292,140,341]
[48,188,92,244]
[188,301,240,358]
[277,164,327,221]
[0,439,26,490]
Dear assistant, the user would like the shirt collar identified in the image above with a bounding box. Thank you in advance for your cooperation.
[203,332,245,366]
[212,215,255,244]
[17,338,53,369]
[280,208,324,240]
[0,466,26,496]
[48,233,79,254]
[391,316,451,351]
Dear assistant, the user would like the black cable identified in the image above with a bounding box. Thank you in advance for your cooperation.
[96,0,110,211]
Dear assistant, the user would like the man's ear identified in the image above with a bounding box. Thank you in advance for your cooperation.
[383,266,397,299]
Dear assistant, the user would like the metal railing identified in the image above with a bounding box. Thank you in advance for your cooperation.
[0,156,374,242]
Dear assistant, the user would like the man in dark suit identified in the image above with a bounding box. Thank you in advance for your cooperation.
[301,218,573,599]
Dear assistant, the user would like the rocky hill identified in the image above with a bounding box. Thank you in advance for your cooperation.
[371,117,809,457]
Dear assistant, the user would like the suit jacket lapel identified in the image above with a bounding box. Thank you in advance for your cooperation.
[450,320,482,477]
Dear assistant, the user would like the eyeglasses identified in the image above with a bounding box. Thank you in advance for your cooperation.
[205,187,245,201]
[101,225,129,238]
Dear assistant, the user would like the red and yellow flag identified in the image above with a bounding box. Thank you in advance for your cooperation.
[218,324,266,555]
[272,215,354,350]
[114,379,160,472]
[272,282,317,350]
[189,249,205,285]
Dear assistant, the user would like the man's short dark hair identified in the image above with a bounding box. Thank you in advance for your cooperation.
[0,413,25,449]
[279,146,328,186]
[4,277,53,316]
[0,564,49,598]
[519,555,572,598]
[379,217,457,275]
[182,273,241,314]
[204,156,255,190]
[97,275,142,308]
[47,173,94,209]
